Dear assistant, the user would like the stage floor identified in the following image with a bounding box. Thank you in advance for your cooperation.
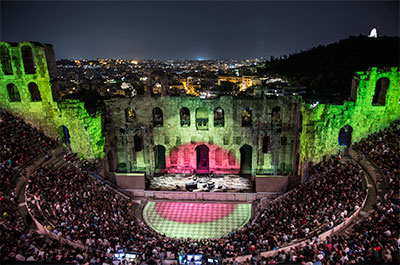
[143,201,251,239]
[148,174,253,192]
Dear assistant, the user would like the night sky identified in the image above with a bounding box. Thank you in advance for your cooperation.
[1,1,399,60]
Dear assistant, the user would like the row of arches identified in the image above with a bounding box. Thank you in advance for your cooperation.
[125,106,283,128]
[6,82,42,102]
[153,144,252,175]
[125,107,226,128]
[0,45,36,75]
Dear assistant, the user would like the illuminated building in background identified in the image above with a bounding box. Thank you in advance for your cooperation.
[180,77,201,96]
[218,75,262,92]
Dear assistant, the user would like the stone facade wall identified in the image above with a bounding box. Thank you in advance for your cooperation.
[1,41,398,186]
[0,41,104,159]
[300,67,400,165]
[105,95,301,177]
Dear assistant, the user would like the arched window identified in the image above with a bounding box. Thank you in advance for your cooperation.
[125,107,136,122]
[215,148,223,165]
[21,46,36,74]
[262,136,269,153]
[134,135,143,151]
[184,148,190,164]
[7,83,21,102]
[152,107,163,127]
[28,82,41,101]
[242,107,252,127]
[196,107,208,130]
[180,107,190,127]
[228,149,236,166]
[214,107,224,127]
[372,77,389,106]
[0,45,13,75]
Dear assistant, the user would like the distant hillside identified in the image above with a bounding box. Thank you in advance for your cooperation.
[260,35,399,103]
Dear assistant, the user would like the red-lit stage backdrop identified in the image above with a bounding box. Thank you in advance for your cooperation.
[160,142,242,175]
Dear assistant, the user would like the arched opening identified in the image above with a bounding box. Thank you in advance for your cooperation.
[240,144,252,175]
[228,149,236,166]
[242,107,252,127]
[154,145,166,172]
[180,107,190,127]
[7,83,21,102]
[215,148,223,166]
[134,135,143,151]
[0,45,13,75]
[152,107,163,127]
[262,136,269,153]
[214,107,224,127]
[372,77,389,106]
[196,144,209,173]
[271,106,282,133]
[338,125,353,147]
[125,107,136,123]
[28,82,41,101]
[58,125,71,148]
[21,46,36,74]
[196,107,208,130]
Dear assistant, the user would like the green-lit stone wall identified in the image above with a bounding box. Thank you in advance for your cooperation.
[105,96,300,176]
[0,41,104,159]
[57,100,104,159]
[300,67,400,164]
[1,41,398,174]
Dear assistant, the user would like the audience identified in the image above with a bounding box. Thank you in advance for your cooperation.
[0,110,79,263]
[1,109,399,265]
[25,145,366,262]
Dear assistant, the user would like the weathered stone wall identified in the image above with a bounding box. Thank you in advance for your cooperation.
[300,67,400,165]
[0,41,104,159]
[105,95,300,177]
[2,41,398,182]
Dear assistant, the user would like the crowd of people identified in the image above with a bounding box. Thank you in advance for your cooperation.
[0,111,55,190]
[0,111,77,262]
[244,121,400,265]
[24,145,366,263]
[1,109,399,265]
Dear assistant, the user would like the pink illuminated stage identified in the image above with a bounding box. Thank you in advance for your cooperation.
[159,142,241,175]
